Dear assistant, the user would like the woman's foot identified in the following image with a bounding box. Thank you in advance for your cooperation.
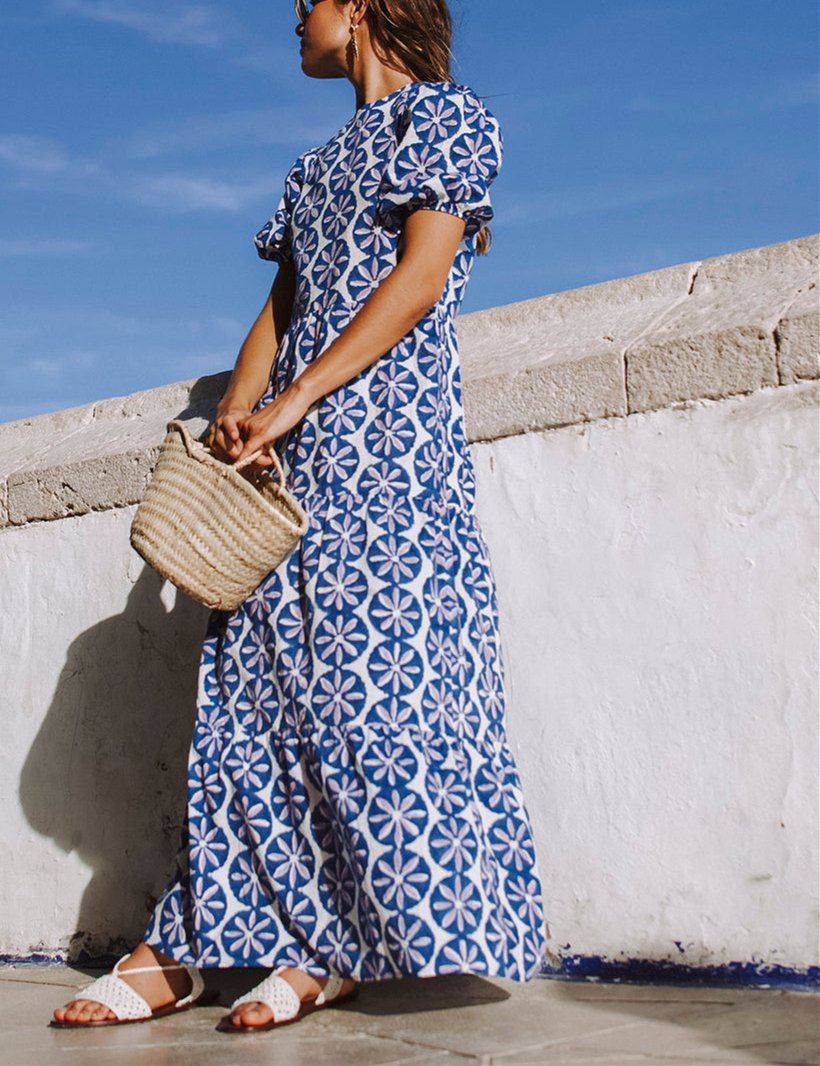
[228,968,356,1029]
[51,943,193,1025]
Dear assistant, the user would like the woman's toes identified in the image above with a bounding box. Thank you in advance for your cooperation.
[55,1000,80,1021]
[59,998,114,1023]
[232,1001,272,1027]
[76,1001,98,1021]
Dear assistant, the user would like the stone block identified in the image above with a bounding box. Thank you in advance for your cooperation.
[464,350,626,441]
[777,281,820,383]
[458,261,697,383]
[626,234,818,412]
[7,449,159,525]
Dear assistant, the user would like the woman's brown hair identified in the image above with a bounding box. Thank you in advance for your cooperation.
[343,0,494,256]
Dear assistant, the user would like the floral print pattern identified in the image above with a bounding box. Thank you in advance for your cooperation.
[143,81,547,983]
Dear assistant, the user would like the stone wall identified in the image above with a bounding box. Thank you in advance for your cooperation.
[1,233,817,984]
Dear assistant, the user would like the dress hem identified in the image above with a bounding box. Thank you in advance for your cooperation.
[142,930,546,984]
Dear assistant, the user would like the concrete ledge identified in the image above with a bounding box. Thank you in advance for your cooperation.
[0,374,230,528]
[1,233,817,528]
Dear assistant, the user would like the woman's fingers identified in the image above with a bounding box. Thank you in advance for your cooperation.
[247,446,275,467]
[221,430,243,459]
[207,409,252,462]
[209,422,235,460]
[220,412,242,443]
[234,391,310,466]
[238,433,275,466]
[216,414,242,458]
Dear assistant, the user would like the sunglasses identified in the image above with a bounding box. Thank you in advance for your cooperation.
[294,0,315,25]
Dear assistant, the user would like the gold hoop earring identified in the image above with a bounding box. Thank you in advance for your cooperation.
[350,22,359,59]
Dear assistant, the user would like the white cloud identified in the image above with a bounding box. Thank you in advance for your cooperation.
[0,400,83,424]
[115,109,325,160]
[29,352,98,379]
[759,72,819,112]
[0,238,99,257]
[0,135,69,174]
[621,72,818,118]
[0,305,250,423]
[130,173,277,212]
[0,306,247,366]
[0,125,289,215]
[499,173,716,226]
[0,134,102,192]
[47,0,237,48]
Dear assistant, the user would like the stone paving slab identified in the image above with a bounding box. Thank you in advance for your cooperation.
[2,965,817,1066]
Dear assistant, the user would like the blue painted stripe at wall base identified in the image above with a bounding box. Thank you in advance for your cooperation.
[540,955,819,993]
[0,952,817,992]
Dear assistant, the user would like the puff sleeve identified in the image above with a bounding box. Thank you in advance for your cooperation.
[253,151,309,263]
[374,83,503,240]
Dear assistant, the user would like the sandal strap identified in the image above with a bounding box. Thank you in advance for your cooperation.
[112,953,191,976]
[172,965,205,1008]
[314,975,345,1005]
[230,972,302,1022]
[72,952,204,1021]
[75,971,153,1021]
[114,951,205,1007]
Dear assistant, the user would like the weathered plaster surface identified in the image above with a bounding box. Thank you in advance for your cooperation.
[472,380,818,972]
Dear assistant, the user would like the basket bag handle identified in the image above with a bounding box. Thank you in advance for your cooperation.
[168,419,289,485]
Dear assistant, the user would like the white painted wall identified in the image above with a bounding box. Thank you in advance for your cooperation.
[3,379,817,972]
[2,514,211,958]
[474,381,819,972]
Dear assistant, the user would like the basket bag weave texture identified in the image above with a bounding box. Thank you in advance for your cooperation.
[130,419,309,611]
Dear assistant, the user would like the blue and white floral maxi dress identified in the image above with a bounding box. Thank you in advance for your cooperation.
[143,79,547,983]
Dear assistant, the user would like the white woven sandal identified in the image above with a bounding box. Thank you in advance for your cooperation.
[218,965,357,1033]
[49,951,205,1028]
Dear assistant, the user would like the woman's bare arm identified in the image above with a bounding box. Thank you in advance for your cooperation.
[234,208,468,463]
[292,208,464,407]
[209,259,295,460]
[217,258,296,414]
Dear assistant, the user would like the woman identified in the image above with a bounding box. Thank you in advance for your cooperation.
[51,0,547,1033]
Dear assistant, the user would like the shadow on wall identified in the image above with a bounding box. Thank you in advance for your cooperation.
[18,565,211,962]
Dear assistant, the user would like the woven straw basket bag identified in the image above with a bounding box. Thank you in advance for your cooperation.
[130,419,310,611]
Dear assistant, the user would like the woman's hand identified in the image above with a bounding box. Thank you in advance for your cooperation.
[206,407,253,464]
[230,385,314,468]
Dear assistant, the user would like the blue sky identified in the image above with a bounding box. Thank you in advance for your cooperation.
[0,0,817,423]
